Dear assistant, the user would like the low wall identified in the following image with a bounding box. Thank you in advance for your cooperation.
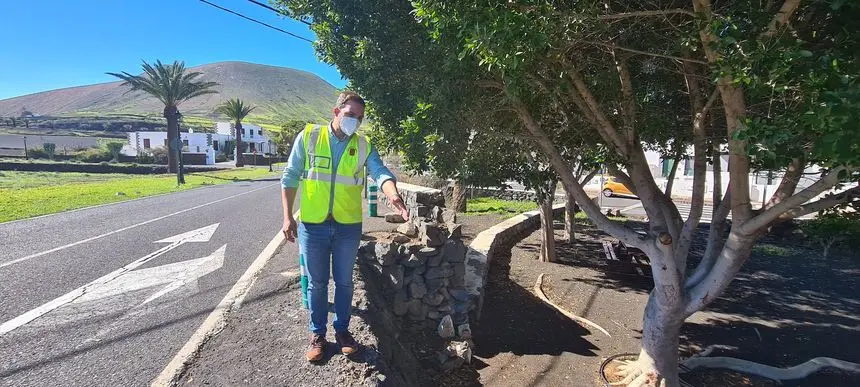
[0,161,225,174]
[465,203,566,321]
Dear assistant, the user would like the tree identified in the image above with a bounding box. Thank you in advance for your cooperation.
[43,143,56,160]
[108,60,218,174]
[284,0,860,385]
[215,98,255,167]
[411,1,860,385]
[273,120,305,156]
[105,142,124,162]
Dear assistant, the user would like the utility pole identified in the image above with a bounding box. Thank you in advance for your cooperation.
[175,111,185,185]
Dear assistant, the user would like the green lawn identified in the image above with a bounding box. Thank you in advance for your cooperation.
[465,197,538,217]
[0,168,281,223]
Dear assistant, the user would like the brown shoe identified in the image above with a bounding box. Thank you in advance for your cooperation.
[306,334,326,362]
[335,331,359,355]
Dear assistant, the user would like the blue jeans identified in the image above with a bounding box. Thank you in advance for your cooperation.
[298,219,362,335]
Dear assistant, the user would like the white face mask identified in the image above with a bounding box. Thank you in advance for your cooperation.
[340,116,361,136]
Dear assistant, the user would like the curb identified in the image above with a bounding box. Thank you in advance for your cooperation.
[465,203,567,321]
[150,230,286,387]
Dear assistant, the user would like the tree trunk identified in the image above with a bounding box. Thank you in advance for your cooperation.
[635,294,685,387]
[164,105,179,174]
[235,121,244,167]
[664,146,683,197]
[564,191,576,243]
[452,177,468,212]
[538,181,558,263]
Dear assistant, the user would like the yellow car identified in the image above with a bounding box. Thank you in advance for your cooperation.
[602,177,635,197]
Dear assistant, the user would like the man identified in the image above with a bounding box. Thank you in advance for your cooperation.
[280,91,408,362]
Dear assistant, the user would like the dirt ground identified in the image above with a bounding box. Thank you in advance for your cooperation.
[470,220,860,386]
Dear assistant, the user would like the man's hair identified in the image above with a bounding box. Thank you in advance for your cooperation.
[335,91,365,109]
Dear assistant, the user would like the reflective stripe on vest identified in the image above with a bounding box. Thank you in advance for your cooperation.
[300,124,369,224]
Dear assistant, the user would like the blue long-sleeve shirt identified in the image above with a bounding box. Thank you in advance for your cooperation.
[281,122,396,210]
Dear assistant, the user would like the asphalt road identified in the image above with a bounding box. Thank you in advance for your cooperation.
[0,178,299,386]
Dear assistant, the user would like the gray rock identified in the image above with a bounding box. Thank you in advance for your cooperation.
[413,265,426,275]
[417,247,439,258]
[450,263,466,287]
[385,213,406,223]
[386,266,404,290]
[457,323,473,340]
[396,222,418,237]
[374,243,398,266]
[428,310,441,320]
[431,206,444,223]
[450,289,470,302]
[449,340,472,364]
[442,239,466,263]
[423,292,445,306]
[427,252,444,267]
[440,357,465,371]
[442,208,457,224]
[409,281,427,299]
[393,290,409,316]
[426,263,454,280]
[358,240,376,257]
[447,223,463,239]
[391,234,411,244]
[437,304,453,314]
[437,315,455,338]
[420,222,447,247]
[403,254,425,268]
[416,205,431,217]
[425,277,446,294]
[408,301,427,321]
[397,244,409,256]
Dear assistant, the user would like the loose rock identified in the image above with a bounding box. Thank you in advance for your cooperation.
[384,213,406,223]
[408,282,427,299]
[396,222,418,237]
[442,239,466,263]
[437,315,455,338]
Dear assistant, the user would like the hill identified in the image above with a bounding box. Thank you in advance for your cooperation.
[0,61,339,125]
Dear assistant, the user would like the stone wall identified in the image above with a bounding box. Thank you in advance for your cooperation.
[465,203,566,321]
[446,186,564,203]
[360,182,473,369]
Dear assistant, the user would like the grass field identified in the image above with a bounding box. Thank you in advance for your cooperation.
[0,167,282,223]
[465,197,538,217]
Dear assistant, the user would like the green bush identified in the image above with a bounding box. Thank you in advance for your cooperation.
[43,143,56,160]
[800,212,860,257]
[215,153,228,163]
[103,141,125,162]
[73,148,112,163]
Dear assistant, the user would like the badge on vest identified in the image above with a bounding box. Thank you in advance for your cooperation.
[349,148,356,156]
[311,155,331,169]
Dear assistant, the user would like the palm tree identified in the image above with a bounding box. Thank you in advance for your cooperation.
[215,98,256,167]
[108,60,218,174]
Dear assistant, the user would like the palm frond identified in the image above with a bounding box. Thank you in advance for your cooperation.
[107,59,219,109]
[215,98,256,121]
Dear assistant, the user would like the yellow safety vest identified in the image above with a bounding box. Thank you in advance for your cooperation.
[300,124,369,224]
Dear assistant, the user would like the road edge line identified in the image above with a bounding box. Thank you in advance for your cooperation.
[150,229,286,387]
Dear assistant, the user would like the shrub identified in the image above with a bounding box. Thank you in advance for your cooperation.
[215,153,228,163]
[27,148,50,159]
[800,212,860,257]
[43,143,56,160]
[103,141,125,162]
[149,147,169,164]
[73,148,112,163]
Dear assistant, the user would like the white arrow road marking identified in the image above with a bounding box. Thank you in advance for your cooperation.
[0,223,220,335]
[78,245,227,345]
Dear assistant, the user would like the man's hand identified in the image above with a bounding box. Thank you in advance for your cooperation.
[282,216,298,243]
[388,194,409,222]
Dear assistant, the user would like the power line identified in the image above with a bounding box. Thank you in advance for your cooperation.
[247,0,313,26]
[198,0,314,43]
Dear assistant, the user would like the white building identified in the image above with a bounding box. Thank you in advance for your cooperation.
[123,122,277,165]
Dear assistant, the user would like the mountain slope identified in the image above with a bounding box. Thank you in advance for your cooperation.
[0,61,339,123]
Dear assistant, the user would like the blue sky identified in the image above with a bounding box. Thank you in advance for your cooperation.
[0,0,345,100]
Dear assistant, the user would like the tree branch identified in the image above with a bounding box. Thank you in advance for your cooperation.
[761,0,802,38]
[613,52,637,146]
[563,64,629,155]
[576,40,709,64]
[741,167,849,234]
[685,186,731,288]
[764,157,804,210]
[777,185,860,220]
[506,91,646,249]
[685,229,757,317]
[597,9,697,20]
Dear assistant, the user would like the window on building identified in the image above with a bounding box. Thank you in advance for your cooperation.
[213,141,219,151]
[249,143,256,152]
[661,159,676,177]
[242,128,246,136]
[164,139,168,147]
[258,130,262,136]
[250,130,254,138]
[143,139,151,149]
[684,158,694,176]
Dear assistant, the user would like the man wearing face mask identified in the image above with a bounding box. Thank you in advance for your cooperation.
[280,91,408,362]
